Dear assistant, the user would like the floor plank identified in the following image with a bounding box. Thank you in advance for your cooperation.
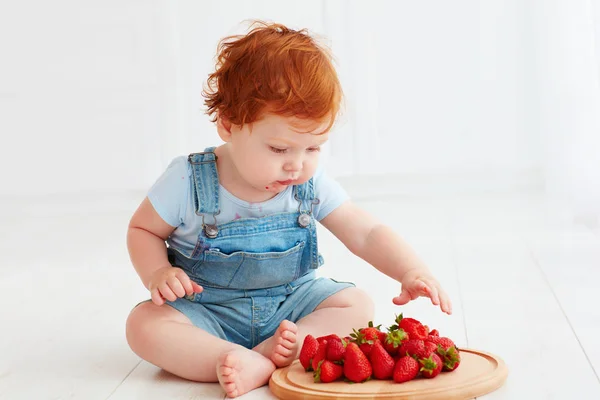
[107,361,225,400]
[527,227,600,384]
[449,196,600,399]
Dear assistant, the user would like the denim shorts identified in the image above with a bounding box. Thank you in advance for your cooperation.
[157,272,354,349]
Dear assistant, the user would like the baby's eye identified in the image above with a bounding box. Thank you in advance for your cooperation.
[269,146,287,154]
[307,146,321,152]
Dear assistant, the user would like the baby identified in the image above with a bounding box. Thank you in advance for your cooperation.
[125,21,452,398]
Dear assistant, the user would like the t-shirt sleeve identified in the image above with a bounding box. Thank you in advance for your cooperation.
[312,166,350,221]
[147,156,190,227]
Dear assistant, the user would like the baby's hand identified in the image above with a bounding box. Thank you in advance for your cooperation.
[392,269,452,315]
[148,266,204,306]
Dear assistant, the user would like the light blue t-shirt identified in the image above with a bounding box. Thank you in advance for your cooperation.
[147,156,349,255]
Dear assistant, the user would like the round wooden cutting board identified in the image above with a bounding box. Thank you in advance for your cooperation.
[269,348,508,400]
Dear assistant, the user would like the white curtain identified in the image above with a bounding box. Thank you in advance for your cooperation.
[530,0,600,223]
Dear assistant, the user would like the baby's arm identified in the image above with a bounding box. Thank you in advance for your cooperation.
[127,197,202,305]
[320,201,452,314]
[127,197,175,287]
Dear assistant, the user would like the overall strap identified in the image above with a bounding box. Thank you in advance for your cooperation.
[293,178,316,213]
[188,147,220,215]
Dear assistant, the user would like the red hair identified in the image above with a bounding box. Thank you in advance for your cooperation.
[203,21,342,133]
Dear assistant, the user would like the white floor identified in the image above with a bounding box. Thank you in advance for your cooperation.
[1,190,599,399]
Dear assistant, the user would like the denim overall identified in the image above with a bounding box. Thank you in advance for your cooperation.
[163,148,354,349]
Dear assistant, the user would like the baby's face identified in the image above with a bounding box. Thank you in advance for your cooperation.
[228,113,329,194]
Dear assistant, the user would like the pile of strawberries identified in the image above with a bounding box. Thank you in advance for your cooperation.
[299,314,461,384]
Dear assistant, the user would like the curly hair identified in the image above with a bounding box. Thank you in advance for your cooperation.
[203,21,342,133]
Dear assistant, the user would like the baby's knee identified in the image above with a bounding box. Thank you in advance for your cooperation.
[125,302,157,355]
[352,288,375,321]
[328,287,375,321]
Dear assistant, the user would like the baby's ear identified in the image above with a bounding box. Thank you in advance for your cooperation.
[216,115,233,142]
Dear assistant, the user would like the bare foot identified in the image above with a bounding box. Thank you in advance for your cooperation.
[216,348,276,398]
[253,320,298,368]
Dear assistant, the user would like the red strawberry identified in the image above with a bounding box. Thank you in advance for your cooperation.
[326,336,347,362]
[419,353,443,378]
[393,355,420,383]
[350,322,381,357]
[437,345,461,371]
[429,329,439,336]
[383,329,408,356]
[312,339,329,371]
[314,360,343,383]
[427,336,456,351]
[317,334,339,345]
[424,341,438,357]
[299,335,319,371]
[401,317,423,325]
[398,339,428,359]
[361,321,383,341]
[343,342,372,383]
[369,341,395,380]
[395,314,428,340]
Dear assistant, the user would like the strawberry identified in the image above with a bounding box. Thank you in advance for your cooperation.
[424,341,438,357]
[314,360,343,383]
[299,335,319,371]
[326,336,347,362]
[398,339,429,359]
[437,345,461,371]
[369,341,395,380]
[393,355,420,383]
[350,322,381,357]
[401,316,424,326]
[358,343,373,357]
[343,342,372,383]
[361,321,383,340]
[317,333,340,342]
[427,336,456,351]
[312,339,329,371]
[429,329,439,337]
[419,353,442,378]
[383,329,408,356]
[391,314,428,340]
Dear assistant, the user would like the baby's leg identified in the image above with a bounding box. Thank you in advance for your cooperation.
[126,302,275,398]
[254,287,374,362]
[295,287,374,351]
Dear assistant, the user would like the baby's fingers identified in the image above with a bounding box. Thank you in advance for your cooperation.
[175,270,203,295]
[440,290,453,314]
[174,272,194,296]
[427,282,440,306]
[191,281,204,293]
[392,289,411,306]
[167,276,186,298]
[158,282,177,302]
[151,288,165,306]
[423,281,440,306]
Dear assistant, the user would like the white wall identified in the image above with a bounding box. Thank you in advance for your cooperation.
[325,0,539,180]
[0,0,166,195]
[1,0,589,203]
